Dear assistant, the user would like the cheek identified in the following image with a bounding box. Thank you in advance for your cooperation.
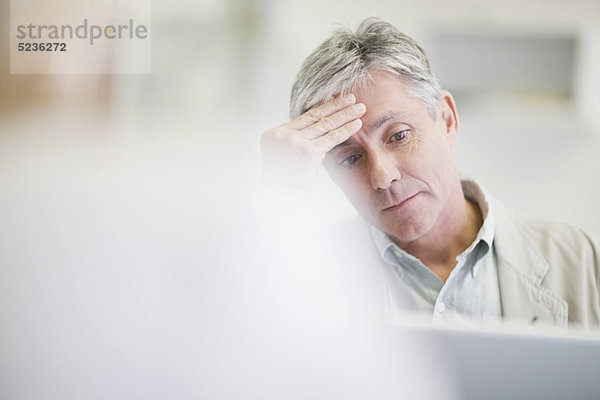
[416,132,453,168]
[420,140,456,197]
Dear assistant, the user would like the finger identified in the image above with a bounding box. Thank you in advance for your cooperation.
[301,102,366,140]
[289,93,357,130]
[313,118,363,153]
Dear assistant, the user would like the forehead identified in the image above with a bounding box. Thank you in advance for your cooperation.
[350,71,433,137]
[327,78,431,155]
[354,71,423,112]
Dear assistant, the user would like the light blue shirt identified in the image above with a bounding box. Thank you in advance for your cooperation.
[371,179,502,323]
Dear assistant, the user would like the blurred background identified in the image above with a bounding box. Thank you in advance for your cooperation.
[2,0,599,230]
[1,0,599,399]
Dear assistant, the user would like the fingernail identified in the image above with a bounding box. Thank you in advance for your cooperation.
[343,93,356,103]
[355,103,366,112]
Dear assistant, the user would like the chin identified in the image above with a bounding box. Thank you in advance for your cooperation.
[378,215,433,244]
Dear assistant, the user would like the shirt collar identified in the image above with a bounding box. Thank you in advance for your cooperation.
[461,177,495,250]
[370,178,495,262]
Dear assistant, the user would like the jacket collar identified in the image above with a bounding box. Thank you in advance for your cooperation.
[491,198,567,327]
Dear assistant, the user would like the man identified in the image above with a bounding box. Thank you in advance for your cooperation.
[261,18,600,329]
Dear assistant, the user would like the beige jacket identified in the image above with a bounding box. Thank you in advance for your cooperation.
[492,199,600,329]
[335,198,600,329]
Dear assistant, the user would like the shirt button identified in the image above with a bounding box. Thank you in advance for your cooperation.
[436,302,446,313]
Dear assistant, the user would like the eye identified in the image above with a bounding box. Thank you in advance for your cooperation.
[388,130,409,143]
[338,154,362,167]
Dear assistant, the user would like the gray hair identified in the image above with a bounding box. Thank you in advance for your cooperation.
[289,18,442,120]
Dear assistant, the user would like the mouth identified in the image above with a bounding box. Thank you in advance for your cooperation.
[381,192,420,212]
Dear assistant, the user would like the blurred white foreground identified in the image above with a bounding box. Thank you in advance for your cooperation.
[0,114,457,400]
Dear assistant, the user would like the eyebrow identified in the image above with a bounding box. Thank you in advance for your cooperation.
[366,110,404,134]
[329,110,406,153]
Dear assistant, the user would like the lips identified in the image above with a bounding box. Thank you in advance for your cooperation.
[381,192,420,212]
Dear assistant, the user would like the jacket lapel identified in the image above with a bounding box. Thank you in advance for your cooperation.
[492,200,568,327]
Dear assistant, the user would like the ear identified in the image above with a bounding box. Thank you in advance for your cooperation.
[439,90,459,147]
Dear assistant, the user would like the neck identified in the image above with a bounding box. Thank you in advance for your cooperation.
[394,182,483,282]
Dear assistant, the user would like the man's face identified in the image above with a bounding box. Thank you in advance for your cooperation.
[323,71,460,246]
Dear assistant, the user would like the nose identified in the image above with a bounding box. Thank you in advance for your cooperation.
[368,151,400,190]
